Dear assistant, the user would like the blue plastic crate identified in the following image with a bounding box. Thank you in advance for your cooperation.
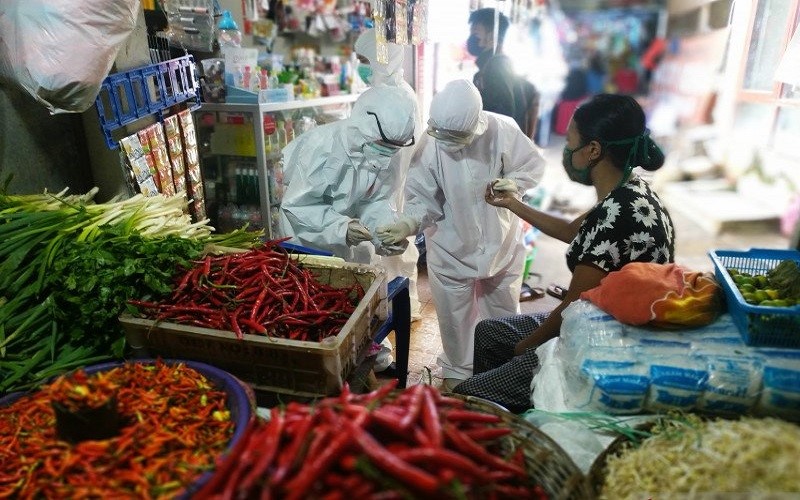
[708,248,800,348]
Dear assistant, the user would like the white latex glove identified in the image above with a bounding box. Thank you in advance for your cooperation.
[346,220,372,246]
[375,238,409,256]
[491,178,518,192]
[376,215,418,245]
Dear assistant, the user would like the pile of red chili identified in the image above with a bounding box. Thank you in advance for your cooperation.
[130,241,364,342]
[48,368,118,413]
[0,361,234,499]
[196,381,549,499]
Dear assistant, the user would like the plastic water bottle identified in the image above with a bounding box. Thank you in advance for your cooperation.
[217,10,242,50]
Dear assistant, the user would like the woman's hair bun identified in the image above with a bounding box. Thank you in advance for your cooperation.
[636,135,665,171]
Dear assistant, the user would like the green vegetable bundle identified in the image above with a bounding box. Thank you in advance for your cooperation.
[766,259,800,300]
[0,186,262,393]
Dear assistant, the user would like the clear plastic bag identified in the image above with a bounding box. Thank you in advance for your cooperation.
[0,0,139,114]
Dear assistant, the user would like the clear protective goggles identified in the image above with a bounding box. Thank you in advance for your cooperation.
[426,120,475,145]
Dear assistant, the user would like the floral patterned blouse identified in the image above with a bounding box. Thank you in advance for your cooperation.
[566,174,675,273]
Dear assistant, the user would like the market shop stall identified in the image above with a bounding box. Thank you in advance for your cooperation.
[523,249,800,497]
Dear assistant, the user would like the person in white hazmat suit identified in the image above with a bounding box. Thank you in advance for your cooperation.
[377,79,545,388]
[354,28,423,322]
[279,85,416,261]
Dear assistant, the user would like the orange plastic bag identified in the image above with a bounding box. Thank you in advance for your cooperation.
[580,262,722,328]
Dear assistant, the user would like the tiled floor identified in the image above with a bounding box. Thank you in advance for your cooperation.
[379,137,790,392]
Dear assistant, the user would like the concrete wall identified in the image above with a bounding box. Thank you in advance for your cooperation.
[0,81,94,195]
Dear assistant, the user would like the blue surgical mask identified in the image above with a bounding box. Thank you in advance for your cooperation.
[357,63,373,84]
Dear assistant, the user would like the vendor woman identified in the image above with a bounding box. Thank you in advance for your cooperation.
[452,93,676,413]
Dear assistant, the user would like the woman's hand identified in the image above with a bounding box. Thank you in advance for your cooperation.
[484,182,517,208]
[513,335,538,356]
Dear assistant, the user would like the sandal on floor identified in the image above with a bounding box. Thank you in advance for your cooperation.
[546,284,568,300]
[520,283,545,302]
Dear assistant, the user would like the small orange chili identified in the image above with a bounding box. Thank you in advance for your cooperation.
[0,361,234,499]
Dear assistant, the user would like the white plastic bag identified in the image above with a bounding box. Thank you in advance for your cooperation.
[0,0,140,114]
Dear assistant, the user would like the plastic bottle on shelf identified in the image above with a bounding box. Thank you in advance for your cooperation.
[263,114,277,155]
[250,168,259,205]
[276,120,287,149]
[285,118,295,144]
[234,167,243,204]
[341,59,352,93]
[273,160,284,200]
[250,68,262,92]
[217,10,242,50]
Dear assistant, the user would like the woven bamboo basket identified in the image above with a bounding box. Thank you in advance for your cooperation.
[589,416,800,498]
[456,395,595,500]
[587,422,653,499]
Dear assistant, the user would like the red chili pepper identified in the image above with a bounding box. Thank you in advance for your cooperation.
[271,411,316,485]
[238,410,284,494]
[240,318,269,335]
[230,307,244,339]
[463,427,513,442]
[353,378,398,404]
[444,409,502,424]
[421,386,443,447]
[370,408,405,431]
[368,491,405,500]
[394,448,487,483]
[349,424,440,495]
[443,424,526,477]
[282,424,356,499]
[398,384,424,430]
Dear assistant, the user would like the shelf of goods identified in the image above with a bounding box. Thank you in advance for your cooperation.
[194,95,359,238]
[94,55,201,149]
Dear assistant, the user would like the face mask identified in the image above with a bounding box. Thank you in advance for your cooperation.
[361,143,395,172]
[466,34,483,57]
[562,144,593,186]
[357,63,373,84]
[365,142,398,157]
[437,140,466,153]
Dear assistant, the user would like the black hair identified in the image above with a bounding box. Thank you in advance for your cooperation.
[572,94,665,171]
[469,8,510,46]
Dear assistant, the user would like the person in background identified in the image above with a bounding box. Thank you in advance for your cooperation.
[354,28,424,322]
[279,85,416,261]
[586,50,607,95]
[468,8,537,136]
[452,93,676,413]
[552,66,590,136]
[376,79,545,391]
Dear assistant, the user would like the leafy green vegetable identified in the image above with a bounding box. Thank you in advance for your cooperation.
[767,259,800,299]
[0,185,263,394]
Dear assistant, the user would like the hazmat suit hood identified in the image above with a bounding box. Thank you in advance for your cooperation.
[278,85,416,260]
[347,85,416,155]
[428,79,489,143]
[354,28,405,86]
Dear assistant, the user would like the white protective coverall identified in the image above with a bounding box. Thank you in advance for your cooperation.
[380,79,545,379]
[354,28,423,319]
[278,85,416,260]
